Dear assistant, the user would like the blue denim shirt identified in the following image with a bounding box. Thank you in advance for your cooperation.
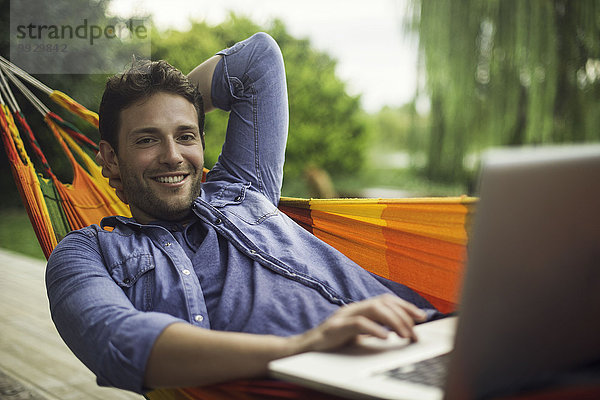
[46,33,438,394]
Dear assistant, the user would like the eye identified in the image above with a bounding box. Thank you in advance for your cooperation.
[135,137,156,145]
[178,133,198,142]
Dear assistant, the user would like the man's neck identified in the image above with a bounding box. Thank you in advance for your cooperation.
[129,205,195,226]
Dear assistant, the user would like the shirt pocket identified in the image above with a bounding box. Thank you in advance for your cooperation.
[210,181,279,225]
[108,253,155,311]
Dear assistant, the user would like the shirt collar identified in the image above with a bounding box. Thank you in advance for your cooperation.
[100,214,198,231]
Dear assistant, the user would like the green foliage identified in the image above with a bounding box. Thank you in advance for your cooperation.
[409,0,600,183]
[370,104,429,152]
[277,24,367,185]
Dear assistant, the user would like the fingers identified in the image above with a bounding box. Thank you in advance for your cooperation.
[298,295,429,354]
[383,296,428,341]
[300,314,387,353]
[336,314,391,341]
[373,300,416,341]
[339,295,427,341]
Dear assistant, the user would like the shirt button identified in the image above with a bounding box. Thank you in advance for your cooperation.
[234,196,242,202]
[164,242,172,247]
[182,269,191,275]
[214,218,222,225]
[249,249,257,254]
[194,314,204,322]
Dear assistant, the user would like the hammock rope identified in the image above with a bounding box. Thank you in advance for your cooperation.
[0,57,476,400]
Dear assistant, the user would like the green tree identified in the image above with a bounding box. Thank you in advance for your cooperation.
[371,104,430,152]
[409,0,600,183]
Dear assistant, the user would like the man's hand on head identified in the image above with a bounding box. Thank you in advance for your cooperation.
[291,294,428,354]
[95,150,128,204]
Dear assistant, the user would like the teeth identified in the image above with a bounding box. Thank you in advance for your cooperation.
[155,175,185,184]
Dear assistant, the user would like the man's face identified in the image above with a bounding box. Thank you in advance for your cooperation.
[115,92,204,224]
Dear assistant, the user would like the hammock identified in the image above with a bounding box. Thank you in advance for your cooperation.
[0,56,475,400]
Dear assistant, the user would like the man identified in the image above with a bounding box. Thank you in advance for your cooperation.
[46,32,440,394]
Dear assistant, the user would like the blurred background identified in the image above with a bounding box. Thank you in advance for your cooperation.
[1,0,599,259]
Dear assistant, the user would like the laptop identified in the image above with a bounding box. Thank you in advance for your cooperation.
[269,144,600,400]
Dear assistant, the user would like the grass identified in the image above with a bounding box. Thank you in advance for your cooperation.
[0,208,46,260]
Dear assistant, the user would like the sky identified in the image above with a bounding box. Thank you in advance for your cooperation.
[107,0,421,113]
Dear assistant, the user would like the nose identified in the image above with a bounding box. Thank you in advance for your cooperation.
[159,138,184,167]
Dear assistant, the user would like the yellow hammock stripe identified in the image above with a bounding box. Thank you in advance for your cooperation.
[50,90,99,127]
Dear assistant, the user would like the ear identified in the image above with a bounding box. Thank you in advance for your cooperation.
[98,140,121,177]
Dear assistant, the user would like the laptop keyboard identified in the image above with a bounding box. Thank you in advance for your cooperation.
[380,353,451,389]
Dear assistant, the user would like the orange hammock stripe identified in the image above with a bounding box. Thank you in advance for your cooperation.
[278,197,476,314]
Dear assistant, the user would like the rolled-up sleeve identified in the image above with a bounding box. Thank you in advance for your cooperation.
[46,229,184,393]
[209,32,289,206]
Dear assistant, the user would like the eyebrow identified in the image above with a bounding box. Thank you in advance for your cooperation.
[129,124,200,136]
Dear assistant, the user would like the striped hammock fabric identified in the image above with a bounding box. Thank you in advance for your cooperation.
[279,196,475,314]
[0,57,475,400]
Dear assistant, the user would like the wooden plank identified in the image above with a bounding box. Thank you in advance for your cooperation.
[0,249,142,400]
[0,369,48,399]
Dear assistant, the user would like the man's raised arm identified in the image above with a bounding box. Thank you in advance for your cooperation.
[187,55,222,113]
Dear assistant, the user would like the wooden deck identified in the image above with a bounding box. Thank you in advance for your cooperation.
[0,249,142,400]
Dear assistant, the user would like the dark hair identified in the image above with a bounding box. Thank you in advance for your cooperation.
[99,59,205,153]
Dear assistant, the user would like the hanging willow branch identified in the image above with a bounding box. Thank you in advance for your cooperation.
[408,0,600,182]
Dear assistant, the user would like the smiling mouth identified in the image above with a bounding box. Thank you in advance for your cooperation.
[154,175,187,184]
